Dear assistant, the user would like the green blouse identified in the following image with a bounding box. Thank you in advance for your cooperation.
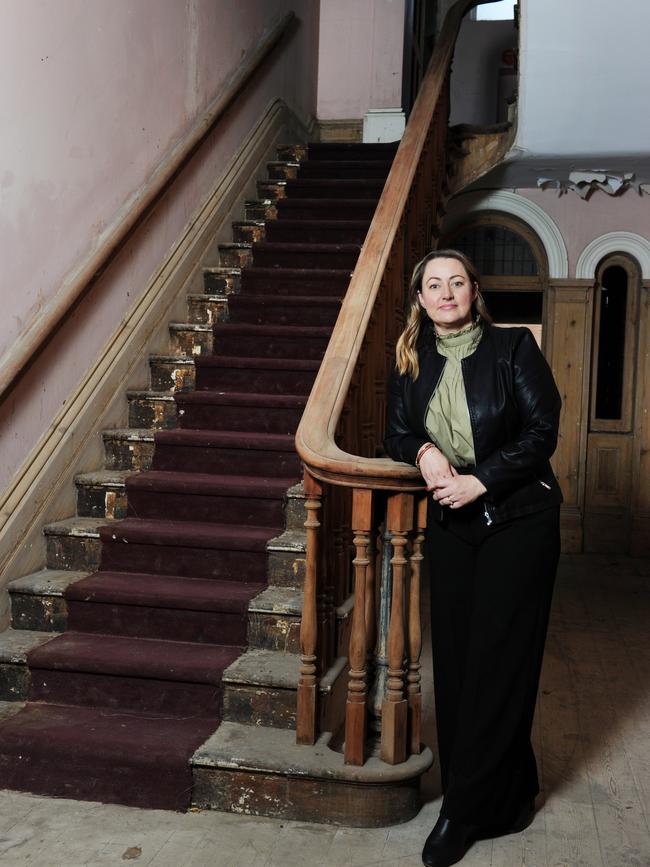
[424,320,483,467]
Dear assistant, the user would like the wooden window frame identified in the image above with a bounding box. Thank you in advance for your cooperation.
[589,253,640,434]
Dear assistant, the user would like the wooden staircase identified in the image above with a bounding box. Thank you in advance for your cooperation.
[0,141,399,813]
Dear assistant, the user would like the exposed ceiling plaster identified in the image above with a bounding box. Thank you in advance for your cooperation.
[537,171,649,199]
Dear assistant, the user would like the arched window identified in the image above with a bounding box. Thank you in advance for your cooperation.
[442,215,547,333]
[590,254,640,432]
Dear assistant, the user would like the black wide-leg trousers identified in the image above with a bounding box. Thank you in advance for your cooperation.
[426,500,560,829]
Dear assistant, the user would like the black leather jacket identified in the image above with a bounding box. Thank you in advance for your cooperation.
[384,322,563,524]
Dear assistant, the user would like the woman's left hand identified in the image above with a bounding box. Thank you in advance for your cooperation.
[430,472,487,509]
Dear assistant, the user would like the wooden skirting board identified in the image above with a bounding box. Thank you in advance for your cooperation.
[0,98,311,627]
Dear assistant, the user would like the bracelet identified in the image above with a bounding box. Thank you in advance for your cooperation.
[415,442,436,468]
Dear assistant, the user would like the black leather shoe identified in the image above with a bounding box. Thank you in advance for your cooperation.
[421,815,477,867]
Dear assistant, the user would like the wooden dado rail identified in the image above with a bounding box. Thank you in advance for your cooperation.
[294,0,488,766]
[0,12,295,403]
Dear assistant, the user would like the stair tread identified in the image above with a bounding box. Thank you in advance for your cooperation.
[149,355,196,363]
[154,429,295,448]
[126,390,176,400]
[126,470,296,498]
[9,569,89,597]
[194,355,320,370]
[28,631,243,683]
[44,516,117,537]
[269,218,370,228]
[103,428,155,441]
[66,571,265,612]
[99,516,280,550]
[212,323,332,336]
[229,293,340,306]
[75,470,132,487]
[252,241,360,252]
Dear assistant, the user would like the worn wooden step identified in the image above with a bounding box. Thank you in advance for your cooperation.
[276,143,308,163]
[218,242,253,269]
[149,356,196,393]
[102,429,155,471]
[191,718,431,826]
[203,266,240,295]
[127,390,177,430]
[0,628,53,701]
[246,586,302,653]
[9,570,86,633]
[266,529,306,588]
[232,220,266,244]
[267,160,300,180]
[168,322,214,356]
[186,295,229,326]
[220,648,300,729]
[75,470,131,519]
[244,198,277,222]
[44,517,115,573]
[256,179,287,201]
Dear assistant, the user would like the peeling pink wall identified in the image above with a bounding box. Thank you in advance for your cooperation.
[316,0,404,120]
[0,0,319,491]
[518,188,650,277]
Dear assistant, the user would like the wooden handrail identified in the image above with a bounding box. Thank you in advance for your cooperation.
[295,0,482,490]
[0,11,295,403]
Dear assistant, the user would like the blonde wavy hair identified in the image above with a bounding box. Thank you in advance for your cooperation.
[395,249,492,379]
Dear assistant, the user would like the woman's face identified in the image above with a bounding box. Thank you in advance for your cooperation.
[418,257,477,335]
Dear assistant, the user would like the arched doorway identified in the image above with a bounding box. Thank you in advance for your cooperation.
[442,213,549,347]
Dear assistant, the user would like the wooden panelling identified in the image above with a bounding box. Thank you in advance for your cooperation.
[585,433,633,509]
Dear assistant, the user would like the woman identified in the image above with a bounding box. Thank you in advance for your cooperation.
[384,249,562,867]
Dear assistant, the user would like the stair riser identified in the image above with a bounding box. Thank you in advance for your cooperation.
[103,438,154,471]
[187,297,229,326]
[170,327,214,356]
[267,550,306,588]
[222,684,295,729]
[177,403,302,434]
[0,753,194,812]
[240,270,348,296]
[276,201,376,220]
[77,485,128,520]
[194,368,316,395]
[213,334,328,360]
[265,222,369,244]
[66,601,248,646]
[126,490,285,527]
[10,594,67,633]
[245,201,277,221]
[247,613,300,653]
[232,223,265,244]
[286,497,307,531]
[267,163,299,180]
[308,143,398,160]
[299,162,390,179]
[204,270,240,295]
[29,670,222,717]
[150,360,196,393]
[152,444,301,477]
[276,144,308,162]
[128,397,177,431]
[227,302,338,328]
[252,247,359,270]
[219,246,252,269]
[285,180,384,199]
[46,535,101,573]
[100,541,268,582]
[0,664,30,702]
[256,181,286,201]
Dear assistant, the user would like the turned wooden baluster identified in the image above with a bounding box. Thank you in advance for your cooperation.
[407,494,427,755]
[345,488,373,765]
[297,469,322,745]
[381,492,413,764]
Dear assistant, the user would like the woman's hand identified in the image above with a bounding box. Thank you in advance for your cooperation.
[430,474,487,509]
[418,445,456,490]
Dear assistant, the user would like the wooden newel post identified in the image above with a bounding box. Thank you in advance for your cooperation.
[407,494,427,755]
[297,469,322,745]
[344,488,373,765]
[380,492,413,764]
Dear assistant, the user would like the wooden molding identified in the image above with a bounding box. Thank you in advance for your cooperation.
[0,98,308,627]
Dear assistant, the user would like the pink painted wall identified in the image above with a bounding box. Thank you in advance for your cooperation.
[0,0,319,492]
[316,0,404,120]
[518,188,650,277]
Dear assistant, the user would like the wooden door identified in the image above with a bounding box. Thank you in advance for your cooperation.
[583,255,641,552]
